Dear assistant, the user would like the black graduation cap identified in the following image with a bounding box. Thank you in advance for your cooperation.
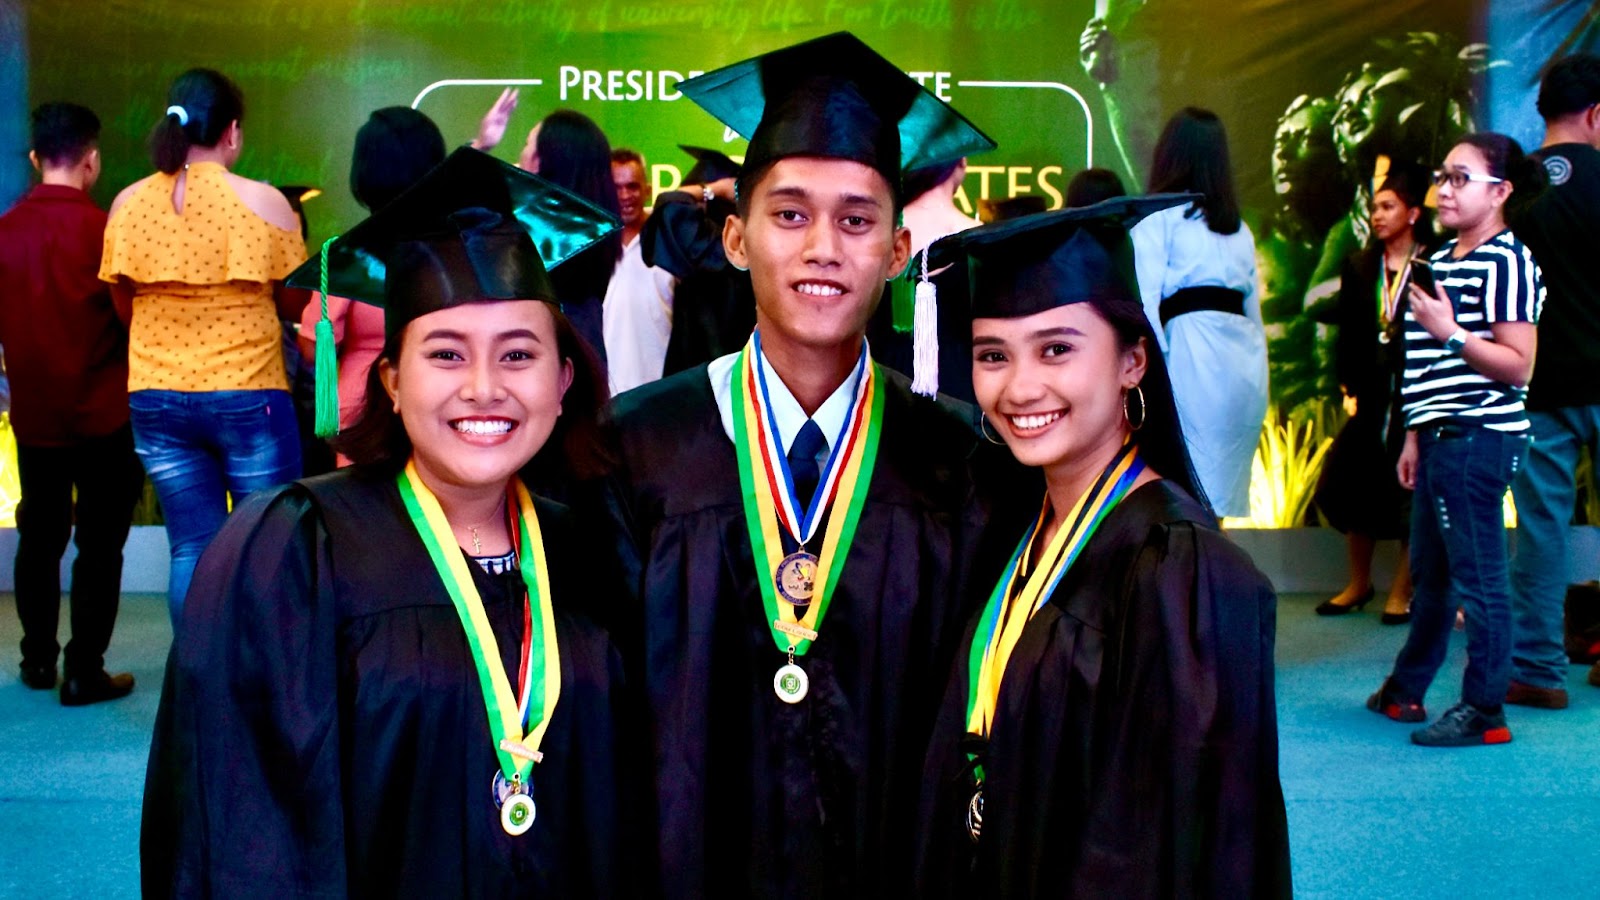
[906,194,1196,395]
[679,144,741,185]
[287,146,619,436]
[677,32,995,194]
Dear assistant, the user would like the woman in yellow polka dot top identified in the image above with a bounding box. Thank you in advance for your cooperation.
[100,68,307,625]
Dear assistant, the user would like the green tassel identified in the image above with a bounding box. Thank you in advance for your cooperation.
[313,236,341,439]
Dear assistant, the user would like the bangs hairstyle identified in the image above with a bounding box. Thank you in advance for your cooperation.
[30,102,100,167]
[334,301,611,484]
[148,68,244,175]
[1087,293,1210,514]
[734,157,906,219]
[350,107,447,212]
[1147,107,1242,235]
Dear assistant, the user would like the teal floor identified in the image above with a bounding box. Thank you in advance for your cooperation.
[0,592,1597,898]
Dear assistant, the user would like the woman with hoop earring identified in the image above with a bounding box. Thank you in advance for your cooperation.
[913,198,1291,899]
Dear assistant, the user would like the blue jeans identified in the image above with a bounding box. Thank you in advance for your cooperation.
[129,389,301,624]
[1509,406,1600,688]
[1390,426,1530,709]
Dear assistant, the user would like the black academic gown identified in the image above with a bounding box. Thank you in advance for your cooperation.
[640,191,756,374]
[141,469,634,899]
[916,480,1293,900]
[598,363,1008,900]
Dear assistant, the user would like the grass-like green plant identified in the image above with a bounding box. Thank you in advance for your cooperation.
[1224,404,1335,529]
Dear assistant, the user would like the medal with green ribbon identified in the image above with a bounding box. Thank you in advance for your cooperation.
[961,442,1144,842]
[731,331,883,704]
[397,460,560,837]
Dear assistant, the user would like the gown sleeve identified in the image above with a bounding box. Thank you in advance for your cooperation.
[141,486,347,898]
[639,191,729,279]
[1074,520,1292,899]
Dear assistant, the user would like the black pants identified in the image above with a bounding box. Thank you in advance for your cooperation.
[15,424,145,676]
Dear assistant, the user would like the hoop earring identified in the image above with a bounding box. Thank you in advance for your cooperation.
[1123,385,1147,432]
[978,413,1006,445]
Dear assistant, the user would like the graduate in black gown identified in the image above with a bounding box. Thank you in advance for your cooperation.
[913,198,1293,899]
[641,145,757,375]
[141,149,635,898]
[595,33,1006,899]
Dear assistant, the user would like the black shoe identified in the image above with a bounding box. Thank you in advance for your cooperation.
[18,661,57,690]
[59,671,135,707]
[1366,678,1426,722]
[1316,588,1374,616]
[1411,702,1512,747]
[1380,609,1413,625]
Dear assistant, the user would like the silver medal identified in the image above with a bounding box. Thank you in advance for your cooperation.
[966,789,984,843]
[501,791,536,836]
[773,662,810,703]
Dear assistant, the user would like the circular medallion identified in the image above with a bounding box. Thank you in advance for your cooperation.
[501,791,536,836]
[491,770,515,809]
[773,662,810,704]
[776,551,819,605]
[965,789,984,844]
[1377,332,1390,345]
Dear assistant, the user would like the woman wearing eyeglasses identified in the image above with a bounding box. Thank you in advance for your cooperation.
[1367,134,1546,747]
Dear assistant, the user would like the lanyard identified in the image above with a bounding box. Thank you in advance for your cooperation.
[965,443,1144,742]
[731,332,883,657]
[397,461,561,784]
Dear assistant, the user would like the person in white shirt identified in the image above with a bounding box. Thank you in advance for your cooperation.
[603,148,676,395]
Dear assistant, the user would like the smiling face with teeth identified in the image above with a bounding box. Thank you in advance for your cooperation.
[724,157,911,366]
[380,299,573,500]
[971,302,1149,490]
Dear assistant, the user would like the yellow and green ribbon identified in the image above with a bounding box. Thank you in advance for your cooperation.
[397,460,561,785]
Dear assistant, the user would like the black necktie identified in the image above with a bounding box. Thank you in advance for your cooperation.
[787,419,827,516]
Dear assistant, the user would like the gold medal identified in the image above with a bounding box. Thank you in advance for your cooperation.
[773,661,810,703]
[775,551,819,605]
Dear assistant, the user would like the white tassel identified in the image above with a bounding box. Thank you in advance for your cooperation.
[911,248,939,397]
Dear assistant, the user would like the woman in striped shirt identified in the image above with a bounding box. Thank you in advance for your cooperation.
[1368,133,1545,747]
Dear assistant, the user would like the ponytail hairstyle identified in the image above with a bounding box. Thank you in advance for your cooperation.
[148,68,245,175]
[1455,132,1546,223]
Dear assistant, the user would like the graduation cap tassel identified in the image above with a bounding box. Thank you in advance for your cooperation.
[910,248,939,398]
[313,235,342,439]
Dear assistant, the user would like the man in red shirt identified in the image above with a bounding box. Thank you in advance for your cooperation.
[0,102,143,705]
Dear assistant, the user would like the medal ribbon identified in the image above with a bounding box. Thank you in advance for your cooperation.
[965,443,1145,742]
[1377,246,1414,331]
[732,332,884,656]
[397,461,561,784]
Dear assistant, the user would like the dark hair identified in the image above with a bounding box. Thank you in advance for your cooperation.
[610,147,644,170]
[1537,53,1600,121]
[1065,168,1128,208]
[350,107,446,211]
[903,160,962,204]
[1454,131,1545,220]
[536,110,622,280]
[30,102,100,167]
[1373,160,1435,244]
[147,68,244,175]
[735,157,906,219]
[1091,295,1209,512]
[1147,107,1242,235]
[334,302,610,484]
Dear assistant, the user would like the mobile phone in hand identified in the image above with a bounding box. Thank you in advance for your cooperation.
[1409,257,1437,297]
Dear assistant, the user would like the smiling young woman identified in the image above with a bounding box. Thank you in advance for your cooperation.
[913,197,1291,900]
[141,153,634,897]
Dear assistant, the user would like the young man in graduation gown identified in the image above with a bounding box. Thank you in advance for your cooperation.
[595,32,1008,899]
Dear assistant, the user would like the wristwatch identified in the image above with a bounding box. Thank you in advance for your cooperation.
[1444,328,1469,354]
